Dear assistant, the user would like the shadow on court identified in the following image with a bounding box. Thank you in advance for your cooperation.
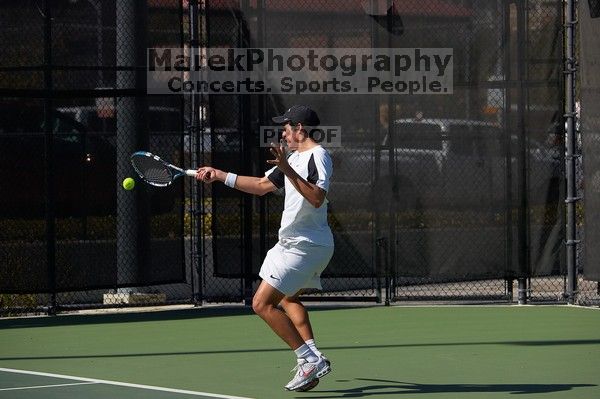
[0,308,252,329]
[0,305,372,329]
[301,378,597,398]
[1,339,599,361]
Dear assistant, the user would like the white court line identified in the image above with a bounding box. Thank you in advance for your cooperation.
[0,368,254,399]
[0,382,97,391]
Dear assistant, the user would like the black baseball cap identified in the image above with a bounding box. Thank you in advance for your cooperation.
[272,105,320,126]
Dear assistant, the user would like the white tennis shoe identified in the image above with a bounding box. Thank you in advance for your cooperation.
[284,357,331,392]
[321,354,331,369]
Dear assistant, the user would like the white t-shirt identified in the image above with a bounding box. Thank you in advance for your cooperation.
[265,145,334,247]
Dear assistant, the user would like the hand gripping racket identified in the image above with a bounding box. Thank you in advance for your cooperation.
[130,151,197,187]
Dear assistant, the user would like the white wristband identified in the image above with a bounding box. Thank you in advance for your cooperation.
[224,172,238,188]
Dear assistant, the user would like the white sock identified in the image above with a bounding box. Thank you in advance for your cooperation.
[294,343,319,363]
[305,339,322,357]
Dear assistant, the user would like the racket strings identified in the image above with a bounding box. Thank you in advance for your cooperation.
[131,155,173,186]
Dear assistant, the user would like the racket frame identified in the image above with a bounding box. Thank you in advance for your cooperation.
[130,151,196,187]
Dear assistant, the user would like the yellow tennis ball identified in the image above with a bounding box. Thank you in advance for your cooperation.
[122,177,135,190]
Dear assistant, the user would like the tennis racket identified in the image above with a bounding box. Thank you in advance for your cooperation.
[130,151,197,187]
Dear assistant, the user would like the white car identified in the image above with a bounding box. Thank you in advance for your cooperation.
[327,117,561,212]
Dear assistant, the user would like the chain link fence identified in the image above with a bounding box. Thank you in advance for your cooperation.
[199,0,580,305]
[0,0,194,315]
[1,0,598,315]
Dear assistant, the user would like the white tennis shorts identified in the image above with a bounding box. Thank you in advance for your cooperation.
[259,239,334,296]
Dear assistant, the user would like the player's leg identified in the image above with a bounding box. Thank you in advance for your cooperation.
[281,292,329,365]
[252,281,327,391]
[280,244,332,364]
[252,280,304,350]
[280,291,314,341]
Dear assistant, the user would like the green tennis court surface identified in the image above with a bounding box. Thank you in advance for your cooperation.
[0,368,251,399]
[0,306,598,399]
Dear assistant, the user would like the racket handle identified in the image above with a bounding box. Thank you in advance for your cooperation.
[185,169,198,177]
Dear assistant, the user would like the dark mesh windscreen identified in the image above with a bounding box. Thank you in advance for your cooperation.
[207,0,564,282]
[0,1,186,293]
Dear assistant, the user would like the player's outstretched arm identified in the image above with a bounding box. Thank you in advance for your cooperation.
[196,166,276,196]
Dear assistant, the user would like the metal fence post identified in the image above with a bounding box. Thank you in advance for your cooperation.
[564,0,579,304]
[189,0,203,306]
[516,0,529,305]
[238,0,254,307]
[115,0,138,291]
[43,0,57,315]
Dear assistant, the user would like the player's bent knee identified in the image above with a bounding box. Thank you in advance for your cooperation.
[252,296,270,316]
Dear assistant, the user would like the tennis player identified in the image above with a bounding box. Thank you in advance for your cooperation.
[195,105,333,392]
